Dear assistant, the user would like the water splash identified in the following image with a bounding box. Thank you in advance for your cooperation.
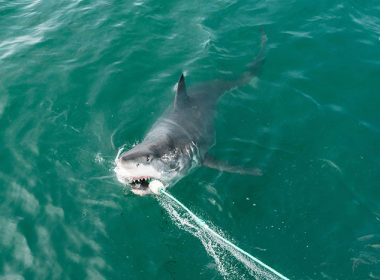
[157,192,288,280]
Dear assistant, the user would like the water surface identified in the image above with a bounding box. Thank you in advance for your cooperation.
[1,0,380,279]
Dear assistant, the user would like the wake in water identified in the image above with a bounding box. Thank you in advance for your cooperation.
[157,192,288,280]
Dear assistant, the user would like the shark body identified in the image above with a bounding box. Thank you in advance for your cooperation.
[115,34,266,195]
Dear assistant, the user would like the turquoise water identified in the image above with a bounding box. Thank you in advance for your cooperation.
[1,0,380,279]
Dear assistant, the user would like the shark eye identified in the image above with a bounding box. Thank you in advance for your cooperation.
[146,155,151,162]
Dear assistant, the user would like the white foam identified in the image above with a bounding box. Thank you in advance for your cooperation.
[158,194,287,280]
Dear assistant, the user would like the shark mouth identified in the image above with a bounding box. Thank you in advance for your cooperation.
[129,177,153,190]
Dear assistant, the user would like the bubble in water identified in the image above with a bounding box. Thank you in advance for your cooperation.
[94,153,105,164]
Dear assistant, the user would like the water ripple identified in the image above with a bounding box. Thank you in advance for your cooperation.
[1,0,380,279]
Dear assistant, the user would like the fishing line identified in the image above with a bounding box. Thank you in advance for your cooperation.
[153,183,289,280]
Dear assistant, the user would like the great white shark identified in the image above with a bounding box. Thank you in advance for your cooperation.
[115,33,266,195]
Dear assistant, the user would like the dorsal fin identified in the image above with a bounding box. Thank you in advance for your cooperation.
[174,73,189,109]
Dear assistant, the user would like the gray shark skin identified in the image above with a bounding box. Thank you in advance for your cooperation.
[114,33,266,196]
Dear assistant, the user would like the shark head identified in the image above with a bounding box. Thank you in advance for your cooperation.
[114,142,191,196]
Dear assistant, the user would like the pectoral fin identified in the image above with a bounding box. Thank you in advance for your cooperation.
[203,155,263,176]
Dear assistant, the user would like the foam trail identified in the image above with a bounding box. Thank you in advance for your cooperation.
[158,190,289,280]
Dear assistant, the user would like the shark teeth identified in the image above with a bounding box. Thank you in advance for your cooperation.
[130,177,152,188]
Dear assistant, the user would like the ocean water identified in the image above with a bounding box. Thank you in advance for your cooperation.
[1,0,380,279]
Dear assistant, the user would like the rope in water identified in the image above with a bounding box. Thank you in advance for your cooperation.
[159,188,290,280]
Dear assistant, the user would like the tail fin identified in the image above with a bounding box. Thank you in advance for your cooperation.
[238,30,267,86]
[189,32,267,99]
[208,31,268,94]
